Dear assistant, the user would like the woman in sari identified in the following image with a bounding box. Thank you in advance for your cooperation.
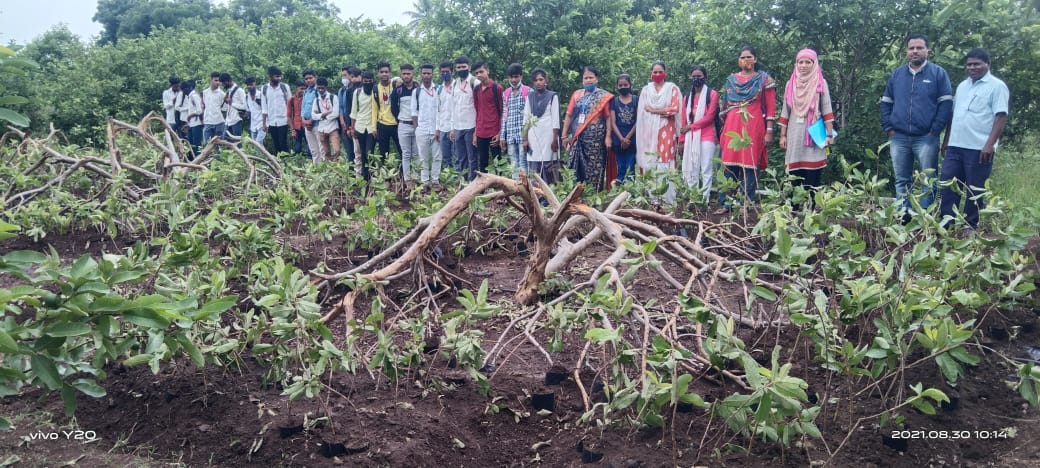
[778,48,834,200]
[717,46,777,213]
[562,66,613,191]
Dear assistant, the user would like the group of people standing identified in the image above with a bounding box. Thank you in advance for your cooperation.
[161,35,1008,229]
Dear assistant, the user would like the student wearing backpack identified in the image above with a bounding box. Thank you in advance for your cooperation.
[392,64,420,183]
[436,61,454,170]
[311,78,340,163]
[220,73,248,144]
[374,62,401,160]
[261,66,291,155]
[500,63,531,181]
[472,60,503,181]
[414,64,442,187]
[339,66,361,166]
[179,80,203,158]
[162,75,184,138]
[350,71,379,181]
[450,55,478,181]
[300,69,321,162]
[287,80,310,159]
[201,72,226,145]
[245,77,266,144]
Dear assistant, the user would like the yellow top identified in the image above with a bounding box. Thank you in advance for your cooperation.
[376,83,396,126]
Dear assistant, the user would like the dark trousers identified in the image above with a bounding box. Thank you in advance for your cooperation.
[377,122,400,157]
[292,128,310,157]
[720,165,759,205]
[269,125,289,155]
[356,131,376,182]
[473,136,502,181]
[342,129,356,164]
[940,146,992,229]
[789,168,822,209]
[453,128,475,178]
[187,125,203,158]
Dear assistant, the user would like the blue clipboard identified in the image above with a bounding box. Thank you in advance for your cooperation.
[808,118,828,148]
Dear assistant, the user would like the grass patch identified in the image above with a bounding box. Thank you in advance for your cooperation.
[990,141,1040,210]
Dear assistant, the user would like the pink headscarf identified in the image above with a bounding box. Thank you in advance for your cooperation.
[785,48,826,120]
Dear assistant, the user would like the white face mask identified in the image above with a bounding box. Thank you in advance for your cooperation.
[341,78,350,87]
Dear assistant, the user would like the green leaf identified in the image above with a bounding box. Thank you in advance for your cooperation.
[0,96,29,106]
[0,416,10,431]
[30,355,62,390]
[0,108,29,127]
[68,256,98,280]
[584,328,618,342]
[750,286,778,302]
[0,330,20,354]
[71,379,106,398]
[123,309,170,329]
[191,296,237,320]
[44,323,91,337]
[2,250,46,264]
[61,383,76,417]
[122,354,152,367]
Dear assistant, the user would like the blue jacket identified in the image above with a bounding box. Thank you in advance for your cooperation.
[338,85,355,125]
[880,61,953,136]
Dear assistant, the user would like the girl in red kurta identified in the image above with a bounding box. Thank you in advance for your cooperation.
[718,46,777,212]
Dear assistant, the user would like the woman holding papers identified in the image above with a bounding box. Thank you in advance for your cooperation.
[777,48,835,197]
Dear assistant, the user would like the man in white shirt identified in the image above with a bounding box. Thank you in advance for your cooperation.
[450,55,478,180]
[311,77,340,163]
[201,72,226,145]
[413,64,441,187]
[436,61,455,170]
[261,66,291,155]
[220,73,247,144]
[177,80,203,157]
[245,77,265,144]
[162,76,183,138]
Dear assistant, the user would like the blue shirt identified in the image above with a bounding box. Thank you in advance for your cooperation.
[948,72,1009,150]
[300,85,317,126]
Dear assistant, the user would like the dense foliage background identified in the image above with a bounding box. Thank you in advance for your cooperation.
[2,0,1038,177]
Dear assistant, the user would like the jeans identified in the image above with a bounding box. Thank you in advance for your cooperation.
[720,165,759,206]
[292,128,310,158]
[453,128,475,180]
[398,122,419,181]
[268,125,289,155]
[202,123,225,147]
[187,125,203,158]
[304,127,320,162]
[250,128,266,144]
[505,142,527,180]
[616,152,636,184]
[226,121,243,143]
[438,130,454,169]
[416,132,441,184]
[939,146,992,229]
[890,132,940,212]
[342,129,356,164]
[316,130,341,162]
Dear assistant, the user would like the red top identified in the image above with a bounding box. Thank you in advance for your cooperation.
[679,88,720,143]
[474,79,503,138]
[288,96,304,130]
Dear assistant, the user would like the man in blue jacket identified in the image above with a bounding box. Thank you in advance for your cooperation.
[880,34,953,219]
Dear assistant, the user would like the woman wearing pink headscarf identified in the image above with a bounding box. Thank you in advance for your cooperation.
[778,48,835,195]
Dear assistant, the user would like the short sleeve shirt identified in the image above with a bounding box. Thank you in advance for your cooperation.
[948,72,1009,150]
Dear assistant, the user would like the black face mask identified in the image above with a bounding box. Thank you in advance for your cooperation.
[691,78,706,89]
[617,87,631,96]
[456,70,469,79]
[362,83,374,95]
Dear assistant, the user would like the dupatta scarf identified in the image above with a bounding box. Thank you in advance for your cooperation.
[567,88,613,139]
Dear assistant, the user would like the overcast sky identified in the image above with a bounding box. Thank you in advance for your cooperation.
[0,0,414,45]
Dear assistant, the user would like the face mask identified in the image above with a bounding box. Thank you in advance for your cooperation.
[363,83,374,94]
[651,72,667,84]
[691,78,705,89]
[618,87,631,96]
[583,84,596,93]
[457,70,469,79]
[441,73,452,82]
[342,78,350,87]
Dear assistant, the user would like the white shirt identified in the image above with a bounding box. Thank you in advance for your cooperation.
[397,83,418,122]
[450,76,477,131]
[260,82,291,127]
[437,80,453,133]
[202,87,225,125]
[413,83,440,135]
[311,92,340,133]
[162,87,181,124]
[246,91,264,132]
[184,91,202,127]
[224,84,247,126]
